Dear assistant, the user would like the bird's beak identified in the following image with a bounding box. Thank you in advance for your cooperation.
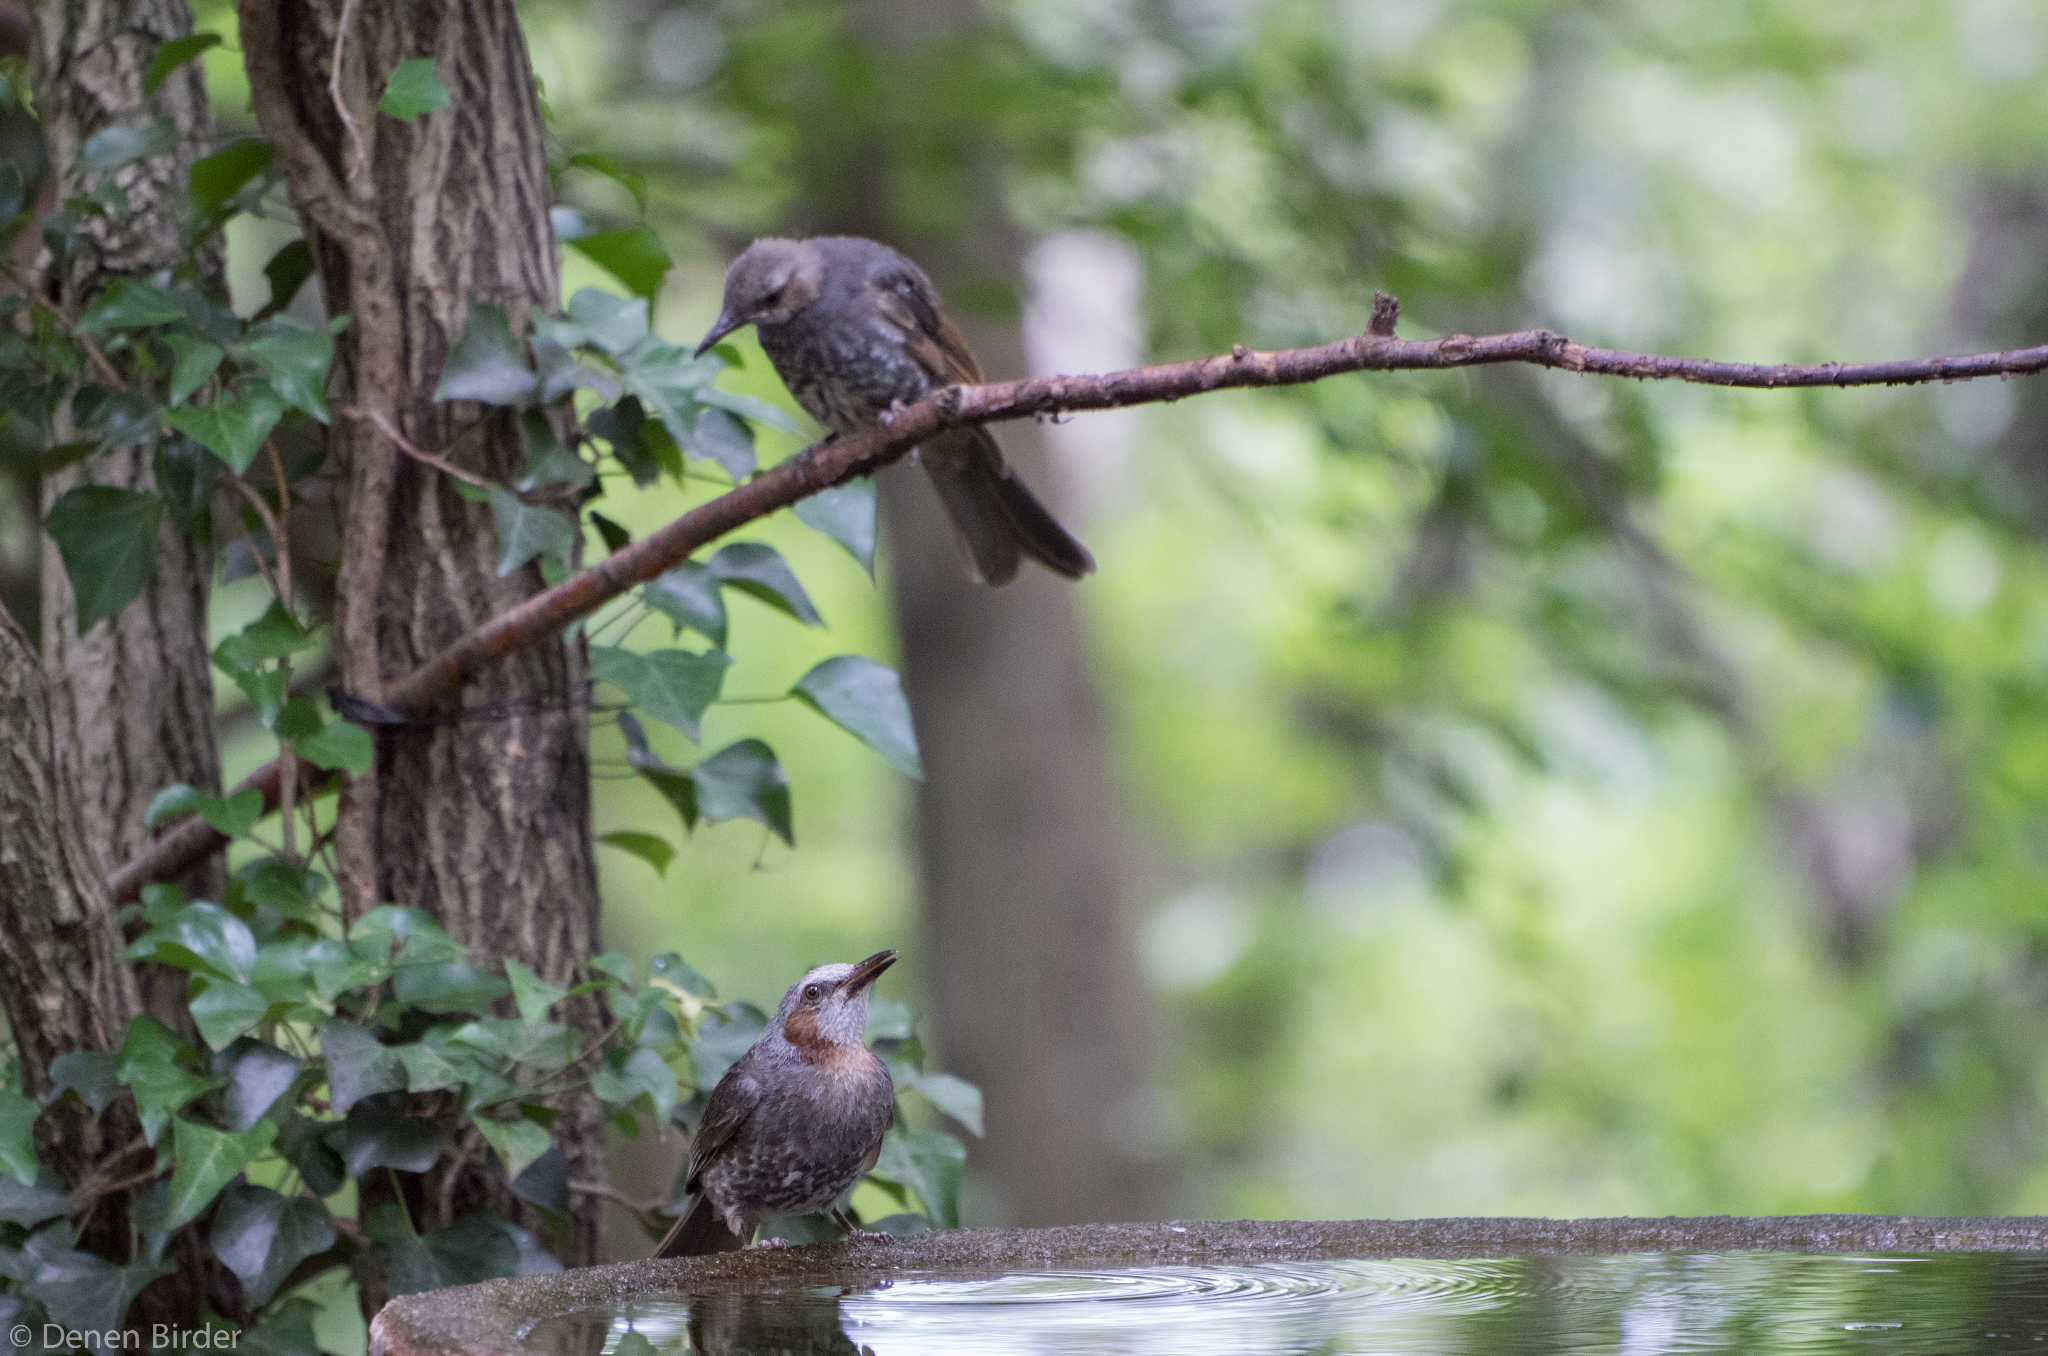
[694,309,742,358]
[842,949,897,994]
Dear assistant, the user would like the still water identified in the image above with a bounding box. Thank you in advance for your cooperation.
[522,1251,2048,1354]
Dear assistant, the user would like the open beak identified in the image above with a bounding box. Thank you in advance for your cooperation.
[842,949,897,994]
[693,309,741,358]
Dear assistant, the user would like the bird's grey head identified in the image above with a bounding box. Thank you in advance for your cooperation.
[694,238,825,356]
[770,949,896,1048]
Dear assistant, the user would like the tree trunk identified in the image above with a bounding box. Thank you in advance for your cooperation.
[237,0,603,1290]
[28,0,226,1028]
[799,1,1172,1225]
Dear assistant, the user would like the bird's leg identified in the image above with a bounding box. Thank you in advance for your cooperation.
[831,1207,894,1245]
[876,399,910,429]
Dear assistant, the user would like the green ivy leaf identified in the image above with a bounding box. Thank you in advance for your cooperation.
[215,1039,302,1132]
[320,1021,405,1113]
[909,1071,985,1137]
[567,225,671,301]
[565,287,649,355]
[696,384,801,433]
[620,341,710,458]
[79,277,187,333]
[239,314,333,422]
[691,407,755,480]
[391,961,511,1015]
[23,1251,172,1344]
[330,1100,443,1176]
[473,1112,551,1180]
[209,1184,335,1308]
[373,1211,555,1297]
[161,1118,277,1232]
[873,1125,965,1228]
[792,655,922,778]
[143,32,222,94]
[49,1052,118,1115]
[144,783,201,830]
[0,1176,73,1227]
[793,477,879,577]
[504,959,569,1024]
[486,486,577,576]
[378,58,450,122]
[44,485,162,631]
[195,788,264,840]
[589,644,730,741]
[290,717,373,776]
[116,1017,220,1145]
[393,1034,478,1094]
[436,301,535,406]
[129,900,257,981]
[164,333,224,405]
[236,858,328,919]
[190,980,271,1051]
[709,542,822,626]
[0,1089,38,1186]
[643,562,727,648]
[187,136,274,229]
[589,1046,677,1122]
[80,118,174,172]
[597,829,675,877]
[261,238,315,317]
[691,739,793,845]
[164,382,286,473]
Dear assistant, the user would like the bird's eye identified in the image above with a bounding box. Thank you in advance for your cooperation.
[802,983,824,1002]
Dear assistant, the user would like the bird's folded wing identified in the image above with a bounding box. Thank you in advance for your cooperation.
[684,1062,762,1191]
[871,273,984,387]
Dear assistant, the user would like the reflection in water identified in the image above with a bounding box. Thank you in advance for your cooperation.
[520,1252,2048,1355]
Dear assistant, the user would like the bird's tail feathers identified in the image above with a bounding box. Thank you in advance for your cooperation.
[654,1193,746,1259]
[924,429,1094,585]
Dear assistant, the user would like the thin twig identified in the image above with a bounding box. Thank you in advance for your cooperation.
[2,262,127,390]
[103,299,2048,900]
[328,0,369,185]
[339,405,496,491]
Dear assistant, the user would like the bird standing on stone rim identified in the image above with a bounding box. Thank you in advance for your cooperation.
[695,235,1096,585]
[654,949,899,1257]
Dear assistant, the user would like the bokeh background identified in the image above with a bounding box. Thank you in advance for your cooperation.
[20,0,2048,1245]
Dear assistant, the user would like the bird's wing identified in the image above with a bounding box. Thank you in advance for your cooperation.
[871,270,984,387]
[684,1057,762,1192]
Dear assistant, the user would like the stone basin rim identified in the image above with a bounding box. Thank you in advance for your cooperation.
[369,1213,2048,1356]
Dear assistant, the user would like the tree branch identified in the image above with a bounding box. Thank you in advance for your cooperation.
[103,301,2048,900]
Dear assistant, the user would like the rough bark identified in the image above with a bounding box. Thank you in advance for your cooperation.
[237,0,603,1289]
[801,1,1171,1225]
[28,0,226,1029]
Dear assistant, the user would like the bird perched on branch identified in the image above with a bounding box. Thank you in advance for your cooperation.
[696,235,1095,585]
[654,949,899,1258]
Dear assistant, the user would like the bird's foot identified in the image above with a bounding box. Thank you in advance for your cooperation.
[848,1228,895,1246]
[751,1236,795,1251]
[877,400,910,429]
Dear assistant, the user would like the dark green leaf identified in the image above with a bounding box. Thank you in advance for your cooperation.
[589,1046,677,1121]
[691,407,755,480]
[290,717,373,775]
[187,137,273,226]
[45,484,161,630]
[129,900,256,981]
[352,906,461,965]
[152,434,220,543]
[116,1016,219,1145]
[691,739,793,845]
[473,1112,550,1180]
[620,341,710,454]
[687,1003,766,1086]
[79,277,186,333]
[597,829,675,876]
[75,386,158,449]
[0,1175,72,1227]
[239,314,332,422]
[241,1297,326,1356]
[567,225,671,301]
[80,119,174,172]
[24,1248,170,1340]
[435,301,535,406]
[504,959,568,1023]
[48,1052,118,1115]
[910,1071,984,1137]
[639,766,697,833]
[792,655,922,778]
[565,151,649,211]
[191,980,271,1051]
[236,857,327,919]
[392,961,511,1015]
[518,410,594,492]
[447,1018,578,1070]
[565,288,648,355]
[709,542,822,626]
[213,598,317,673]
[144,33,222,94]
[164,333,224,405]
[646,951,716,1001]
[144,783,201,830]
[591,511,631,553]
[195,788,264,840]
[210,1184,335,1308]
[873,1125,965,1228]
[589,644,730,741]
[793,477,878,576]
[0,1090,36,1186]
[164,382,286,473]
[161,1117,276,1232]
[375,1211,558,1296]
[320,1021,405,1112]
[276,1116,344,1198]
[487,486,577,576]
[378,58,449,122]
[510,1146,570,1213]
[643,562,726,648]
[696,384,802,433]
[216,1039,301,1132]
[393,1034,478,1093]
[261,238,315,316]
[330,1099,443,1176]
[0,163,22,225]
